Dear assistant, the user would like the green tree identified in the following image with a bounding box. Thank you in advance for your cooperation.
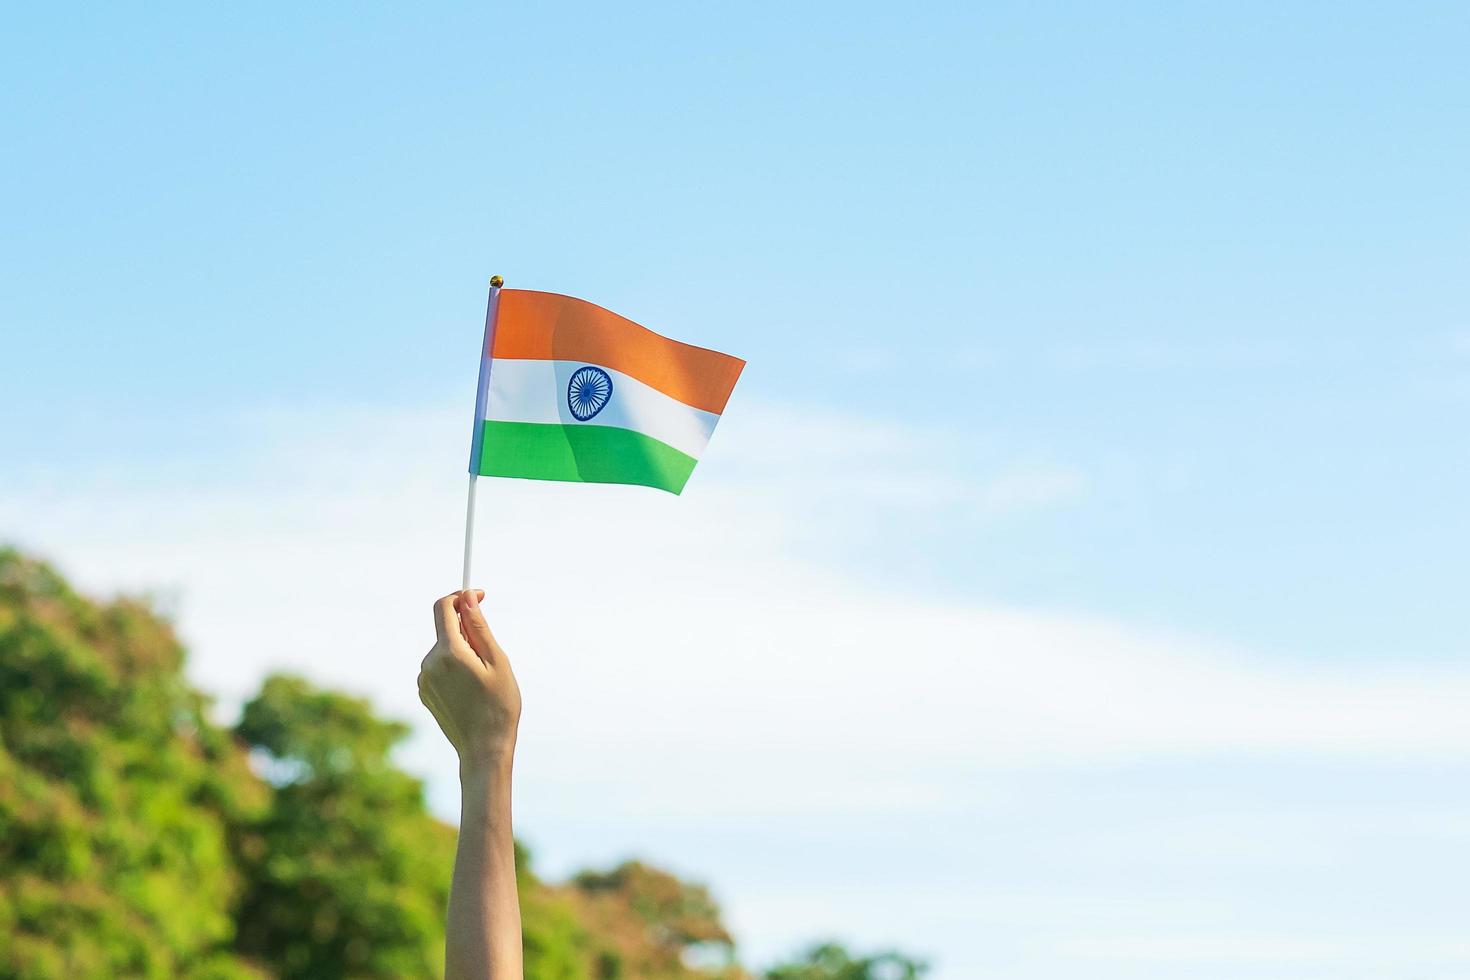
[764,943,928,980]
[0,549,268,979]
[566,860,740,980]
[232,675,456,979]
[0,548,923,979]
[514,841,599,980]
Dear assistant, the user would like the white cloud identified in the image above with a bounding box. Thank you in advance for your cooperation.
[6,399,1462,770]
[5,398,1469,977]
[1061,932,1470,967]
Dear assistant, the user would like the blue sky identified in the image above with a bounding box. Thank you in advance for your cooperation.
[5,3,1470,976]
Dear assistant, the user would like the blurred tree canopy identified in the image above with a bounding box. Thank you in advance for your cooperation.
[0,549,268,979]
[231,675,455,979]
[763,944,928,980]
[0,549,923,979]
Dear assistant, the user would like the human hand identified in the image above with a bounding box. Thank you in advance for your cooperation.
[419,590,522,777]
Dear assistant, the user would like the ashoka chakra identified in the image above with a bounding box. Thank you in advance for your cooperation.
[567,365,613,421]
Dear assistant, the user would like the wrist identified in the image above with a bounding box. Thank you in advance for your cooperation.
[458,749,514,789]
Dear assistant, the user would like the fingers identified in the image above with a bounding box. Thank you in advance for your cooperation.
[456,589,500,666]
[432,594,459,645]
[431,591,501,673]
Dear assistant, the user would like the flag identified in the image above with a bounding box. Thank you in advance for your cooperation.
[469,289,745,494]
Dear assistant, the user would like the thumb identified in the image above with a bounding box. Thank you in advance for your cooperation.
[456,590,500,665]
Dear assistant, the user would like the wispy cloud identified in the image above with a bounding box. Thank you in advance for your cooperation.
[6,397,1464,796]
[5,398,1468,977]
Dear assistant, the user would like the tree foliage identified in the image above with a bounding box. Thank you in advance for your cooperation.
[231,675,455,979]
[0,549,924,979]
[565,861,738,979]
[763,943,928,980]
[0,548,268,979]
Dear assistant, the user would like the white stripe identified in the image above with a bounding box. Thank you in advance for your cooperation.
[483,358,720,459]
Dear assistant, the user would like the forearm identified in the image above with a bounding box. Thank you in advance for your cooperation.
[446,757,522,980]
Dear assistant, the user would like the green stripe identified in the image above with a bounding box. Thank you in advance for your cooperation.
[476,421,697,494]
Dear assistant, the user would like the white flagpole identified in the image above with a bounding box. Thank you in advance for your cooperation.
[461,472,478,591]
[462,275,503,592]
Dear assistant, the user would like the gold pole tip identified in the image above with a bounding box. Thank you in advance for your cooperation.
[489,275,504,288]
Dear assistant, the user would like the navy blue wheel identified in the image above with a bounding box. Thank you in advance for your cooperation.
[567,365,613,421]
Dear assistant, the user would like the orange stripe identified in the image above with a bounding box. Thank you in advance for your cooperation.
[491,290,745,415]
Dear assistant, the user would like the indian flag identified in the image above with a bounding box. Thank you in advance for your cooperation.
[468,287,745,494]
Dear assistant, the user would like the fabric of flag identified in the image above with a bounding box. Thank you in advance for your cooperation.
[469,289,745,494]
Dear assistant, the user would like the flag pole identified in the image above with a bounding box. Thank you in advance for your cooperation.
[463,275,504,591]
[461,473,478,591]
